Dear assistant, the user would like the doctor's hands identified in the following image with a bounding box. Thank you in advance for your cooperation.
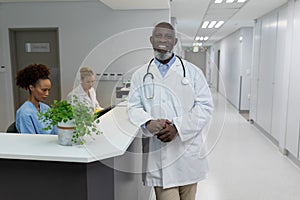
[146,119,167,135]
[146,119,178,142]
[156,120,178,142]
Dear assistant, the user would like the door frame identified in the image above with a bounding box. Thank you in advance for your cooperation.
[9,27,61,111]
[216,49,220,92]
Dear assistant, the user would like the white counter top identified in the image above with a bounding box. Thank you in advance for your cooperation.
[0,103,139,163]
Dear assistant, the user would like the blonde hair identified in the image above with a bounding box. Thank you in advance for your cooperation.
[80,67,94,80]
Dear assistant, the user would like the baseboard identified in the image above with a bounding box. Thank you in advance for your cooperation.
[252,121,300,168]
[252,121,279,146]
[286,151,300,168]
[239,110,249,113]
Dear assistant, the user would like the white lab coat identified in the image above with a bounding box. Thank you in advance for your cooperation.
[67,84,102,112]
[127,57,214,189]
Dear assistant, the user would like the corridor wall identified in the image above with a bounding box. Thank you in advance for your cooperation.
[250,0,300,162]
[285,0,300,159]
[207,27,253,111]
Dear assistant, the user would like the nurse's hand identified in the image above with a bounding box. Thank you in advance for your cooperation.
[146,119,167,135]
[156,122,178,142]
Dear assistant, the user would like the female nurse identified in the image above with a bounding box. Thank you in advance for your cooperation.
[15,64,57,134]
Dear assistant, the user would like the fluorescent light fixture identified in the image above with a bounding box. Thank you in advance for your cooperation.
[237,0,246,2]
[215,0,223,3]
[226,0,234,3]
[193,42,202,46]
[200,36,204,41]
[215,21,224,28]
[193,46,199,53]
[195,36,200,40]
[208,21,217,28]
[203,36,209,41]
[202,21,210,28]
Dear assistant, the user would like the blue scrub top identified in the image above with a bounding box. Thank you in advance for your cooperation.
[16,101,57,134]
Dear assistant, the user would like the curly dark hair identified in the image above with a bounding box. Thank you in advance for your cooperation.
[16,64,50,90]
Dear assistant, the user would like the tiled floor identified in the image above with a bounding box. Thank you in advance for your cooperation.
[151,91,300,200]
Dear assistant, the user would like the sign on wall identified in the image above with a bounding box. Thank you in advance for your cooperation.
[25,43,50,53]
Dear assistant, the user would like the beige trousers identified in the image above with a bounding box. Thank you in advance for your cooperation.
[154,183,197,200]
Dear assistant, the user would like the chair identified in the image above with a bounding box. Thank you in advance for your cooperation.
[6,122,18,133]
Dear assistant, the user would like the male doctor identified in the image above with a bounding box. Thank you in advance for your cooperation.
[127,22,213,200]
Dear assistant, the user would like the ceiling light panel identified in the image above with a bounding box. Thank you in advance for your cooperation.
[215,21,224,28]
[193,0,250,46]
[208,21,217,28]
[226,0,235,3]
[214,0,223,3]
[210,3,243,9]
[201,21,210,28]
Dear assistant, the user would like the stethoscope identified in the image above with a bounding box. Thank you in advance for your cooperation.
[143,55,189,99]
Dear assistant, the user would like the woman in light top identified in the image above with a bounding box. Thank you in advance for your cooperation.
[67,67,102,113]
[15,64,57,134]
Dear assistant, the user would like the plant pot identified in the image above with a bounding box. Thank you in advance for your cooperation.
[57,120,74,146]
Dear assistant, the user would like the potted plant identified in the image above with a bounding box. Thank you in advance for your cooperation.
[38,96,101,145]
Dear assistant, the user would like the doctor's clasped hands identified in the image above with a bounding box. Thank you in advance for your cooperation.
[146,119,178,142]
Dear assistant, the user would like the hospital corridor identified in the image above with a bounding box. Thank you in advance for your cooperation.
[1,1,300,200]
[150,90,300,200]
[197,90,300,200]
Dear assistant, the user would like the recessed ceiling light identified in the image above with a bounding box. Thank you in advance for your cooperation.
[193,46,199,53]
[200,36,204,41]
[203,36,209,41]
[195,36,200,40]
[226,0,235,3]
[237,0,246,2]
[208,21,217,28]
[202,21,210,28]
[215,0,223,3]
[215,21,224,28]
[193,42,203,46]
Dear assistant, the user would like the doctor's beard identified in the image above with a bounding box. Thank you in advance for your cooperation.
[154,49,173,61]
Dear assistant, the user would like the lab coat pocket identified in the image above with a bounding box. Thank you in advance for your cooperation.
[183,134,206,158]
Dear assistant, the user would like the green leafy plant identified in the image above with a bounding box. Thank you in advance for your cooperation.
[38,96,101,144]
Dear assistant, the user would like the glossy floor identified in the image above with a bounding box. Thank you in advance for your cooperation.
[151,91,300,200]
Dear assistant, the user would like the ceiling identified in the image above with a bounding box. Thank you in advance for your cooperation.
[98,0,288,46]
[172,0,288,46]
[0,0,288,46]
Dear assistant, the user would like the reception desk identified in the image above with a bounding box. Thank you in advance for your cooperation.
[0,103,152,200]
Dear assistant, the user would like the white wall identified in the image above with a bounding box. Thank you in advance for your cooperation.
[206,46,216,89]
[286,0,300,157]
[249,0,300,159]
[271,6,288,145]
[0,1,169,131]
[249,20,262,122]
[219,31,242,108]
[255,12,278,134]
[184,50,206,74]
[250,4,289,143]
[208,28,253,110]
[240,28,253,111]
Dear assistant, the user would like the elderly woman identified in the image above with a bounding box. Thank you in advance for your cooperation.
[67,67,102,113]
[15,64,57,134]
